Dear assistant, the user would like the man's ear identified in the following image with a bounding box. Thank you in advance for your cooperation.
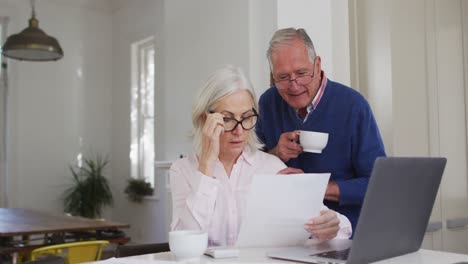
[315,56,322,74]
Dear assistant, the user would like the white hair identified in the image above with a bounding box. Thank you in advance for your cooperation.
[266,28,317,70]
[192,65,261,155]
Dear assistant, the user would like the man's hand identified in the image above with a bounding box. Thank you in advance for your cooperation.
[277,167,304,174]
[324,181,340,202]
[304,210,340,240]
[269,131,303,162]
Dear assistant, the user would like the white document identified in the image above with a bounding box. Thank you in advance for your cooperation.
[236,173,330,247]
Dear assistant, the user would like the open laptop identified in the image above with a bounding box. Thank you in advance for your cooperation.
[267,157,447,264]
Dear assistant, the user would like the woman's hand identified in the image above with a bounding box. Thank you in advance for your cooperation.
[304,210,340,240]
[198,112,225,176]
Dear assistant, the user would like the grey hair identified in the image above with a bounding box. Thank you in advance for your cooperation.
[266,28,317,70]
[192,65,262,156]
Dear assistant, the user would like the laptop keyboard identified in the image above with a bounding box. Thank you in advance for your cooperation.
[312,248,351,260]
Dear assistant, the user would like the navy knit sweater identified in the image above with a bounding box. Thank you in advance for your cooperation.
[256,79,386,231]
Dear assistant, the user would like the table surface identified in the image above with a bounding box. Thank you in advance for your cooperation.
[0,208,129,236]
[90,248,468,264]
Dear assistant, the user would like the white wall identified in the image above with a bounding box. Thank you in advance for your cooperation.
[248,0,277,96]
[1,0,113,212]
[353,0,394,155]
[353,0,468,254]
[277,0,351,86]
[159,0,253,161]
[431,0,468,253]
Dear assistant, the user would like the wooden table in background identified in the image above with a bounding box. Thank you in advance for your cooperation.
[0,208,130,255]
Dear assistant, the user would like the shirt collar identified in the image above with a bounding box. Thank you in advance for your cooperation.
[296,71,327,119]
[311,71,327,110]
[240,148,255,166]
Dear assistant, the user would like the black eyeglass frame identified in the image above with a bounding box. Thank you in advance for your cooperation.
[208,108,259,132]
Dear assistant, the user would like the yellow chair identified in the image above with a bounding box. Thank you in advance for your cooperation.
[30,240,109,264]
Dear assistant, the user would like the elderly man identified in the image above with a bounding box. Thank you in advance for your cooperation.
[256,28,386,231]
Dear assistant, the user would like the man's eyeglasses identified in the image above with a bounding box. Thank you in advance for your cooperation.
[274,74,314,90]
[209,109,259,132]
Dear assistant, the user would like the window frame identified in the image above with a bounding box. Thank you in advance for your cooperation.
[130,36,156,190]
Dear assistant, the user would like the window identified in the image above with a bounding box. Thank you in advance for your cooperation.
[130,37,155,187]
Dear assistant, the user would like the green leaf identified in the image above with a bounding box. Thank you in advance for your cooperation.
[62,154,113,218]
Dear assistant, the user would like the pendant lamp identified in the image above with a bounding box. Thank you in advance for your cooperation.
[1,0,63,61]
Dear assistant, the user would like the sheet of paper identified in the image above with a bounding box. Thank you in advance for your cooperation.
[236,173,330,247]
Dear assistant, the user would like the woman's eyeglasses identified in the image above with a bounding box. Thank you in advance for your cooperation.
[209,109,259,132]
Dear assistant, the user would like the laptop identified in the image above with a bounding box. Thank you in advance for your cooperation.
[267,157,447,264]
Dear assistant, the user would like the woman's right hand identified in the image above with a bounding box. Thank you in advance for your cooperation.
[198,112,225,176]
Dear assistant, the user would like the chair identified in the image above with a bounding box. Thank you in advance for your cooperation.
[115,242,170,258]
[22,256,66,264]
[30,240,109,264]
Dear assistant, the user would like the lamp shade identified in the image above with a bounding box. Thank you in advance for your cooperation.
[2,12,63,61]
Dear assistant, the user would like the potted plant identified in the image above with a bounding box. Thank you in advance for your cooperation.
[63,154,113,218]
[124,178,154,203]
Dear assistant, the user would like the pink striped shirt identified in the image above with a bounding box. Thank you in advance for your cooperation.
[302,71,327,122]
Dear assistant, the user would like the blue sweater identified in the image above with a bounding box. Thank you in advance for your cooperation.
[256,79,386,231]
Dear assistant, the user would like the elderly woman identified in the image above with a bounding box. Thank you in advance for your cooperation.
[170,65,351,247]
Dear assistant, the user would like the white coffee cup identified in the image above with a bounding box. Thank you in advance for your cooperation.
[299,131,329,153]
[169,230,208,261]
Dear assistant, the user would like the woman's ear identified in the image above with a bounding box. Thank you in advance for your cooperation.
[201,112,207,123]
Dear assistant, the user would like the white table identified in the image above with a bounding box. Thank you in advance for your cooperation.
[92,247,468,264]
